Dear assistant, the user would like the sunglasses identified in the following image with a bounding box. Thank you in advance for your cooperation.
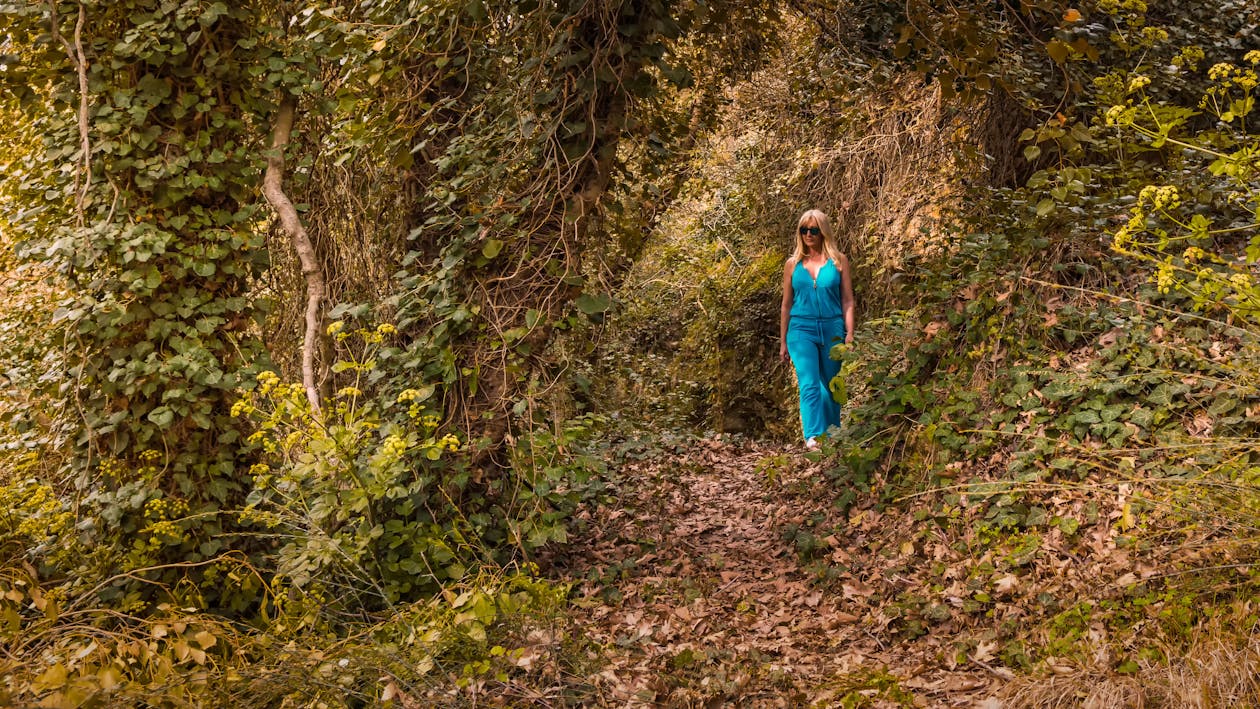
[798,226,822,236]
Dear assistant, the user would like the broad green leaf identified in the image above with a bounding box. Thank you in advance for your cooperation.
[148,406,175,428]
[1045,40,1069,63]
[576,293,611,315]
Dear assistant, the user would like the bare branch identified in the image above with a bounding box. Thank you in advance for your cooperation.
[262,97,325,414]
[49,1,92,226]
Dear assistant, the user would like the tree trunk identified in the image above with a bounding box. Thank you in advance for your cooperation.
[262,97,325,413]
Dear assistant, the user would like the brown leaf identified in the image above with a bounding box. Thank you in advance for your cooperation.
[842,579,874,600]
[1187,412,1213,437]
[994,573,1019,596]
[972,640,999,663]
[1098,327,1123,347]
[824,612,861,627]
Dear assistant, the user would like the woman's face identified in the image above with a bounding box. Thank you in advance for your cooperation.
[800,218,822,251]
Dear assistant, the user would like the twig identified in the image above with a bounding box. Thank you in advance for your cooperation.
[970,653,1016,680]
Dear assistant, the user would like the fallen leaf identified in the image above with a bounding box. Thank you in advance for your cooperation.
[842,579,874,600]
[994,573,1019,596]
[972,640,999,663]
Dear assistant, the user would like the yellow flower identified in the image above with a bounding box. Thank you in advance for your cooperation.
[1112,226,1133,252]
[1173,46,1205,69]
[375,323,397,336]
[1153,185,1180,211]
[1245,50,1260,66]
[1126,75,1150,92]
[257,370,280,395]
[326,321,345,336]
[381,435,408,459]
[1155,262,1176,293]
[1208,63,1234,82]
[1104,104,1133,126]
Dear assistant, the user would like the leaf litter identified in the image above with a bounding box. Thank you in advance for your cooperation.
[551,436,998,706]
[544,434,1260,707]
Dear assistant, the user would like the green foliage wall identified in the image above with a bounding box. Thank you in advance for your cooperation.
[1,1,284,609]
[825,0,1260,494]
[0,0,788,617]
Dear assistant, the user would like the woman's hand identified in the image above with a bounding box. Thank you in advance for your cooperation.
[779,341,788,362]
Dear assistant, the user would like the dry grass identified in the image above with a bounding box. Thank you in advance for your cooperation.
[1003,621,1260,708]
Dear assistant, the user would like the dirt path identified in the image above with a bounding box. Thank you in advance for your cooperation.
[559,437,1004,707]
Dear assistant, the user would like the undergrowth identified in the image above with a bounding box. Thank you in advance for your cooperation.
[816,34,1260,699]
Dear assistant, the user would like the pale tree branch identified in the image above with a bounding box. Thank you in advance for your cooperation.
[262,97,325,414]
[49,0,92,226]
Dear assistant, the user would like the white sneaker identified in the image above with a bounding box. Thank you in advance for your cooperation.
[804,437,819,451]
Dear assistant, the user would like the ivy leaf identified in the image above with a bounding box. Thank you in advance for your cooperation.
[1045,40,1069,64]
[576,293,611,315]
[482,239,503,259]
[148,406,175,428]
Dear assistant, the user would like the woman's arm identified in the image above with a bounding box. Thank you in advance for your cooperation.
[779,259,794,361]
[840,253,856,344]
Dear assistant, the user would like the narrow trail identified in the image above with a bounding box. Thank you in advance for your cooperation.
[559,437,1003,707]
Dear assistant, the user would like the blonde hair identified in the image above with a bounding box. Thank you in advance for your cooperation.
[788,209,843,265]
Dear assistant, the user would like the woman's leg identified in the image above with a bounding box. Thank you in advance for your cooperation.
[786,322,829,440]
[817,318,847,431]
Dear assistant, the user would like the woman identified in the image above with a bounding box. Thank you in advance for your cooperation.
[779,209,855,449]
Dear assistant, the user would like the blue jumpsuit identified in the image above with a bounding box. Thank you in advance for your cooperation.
[786,259,847,440]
